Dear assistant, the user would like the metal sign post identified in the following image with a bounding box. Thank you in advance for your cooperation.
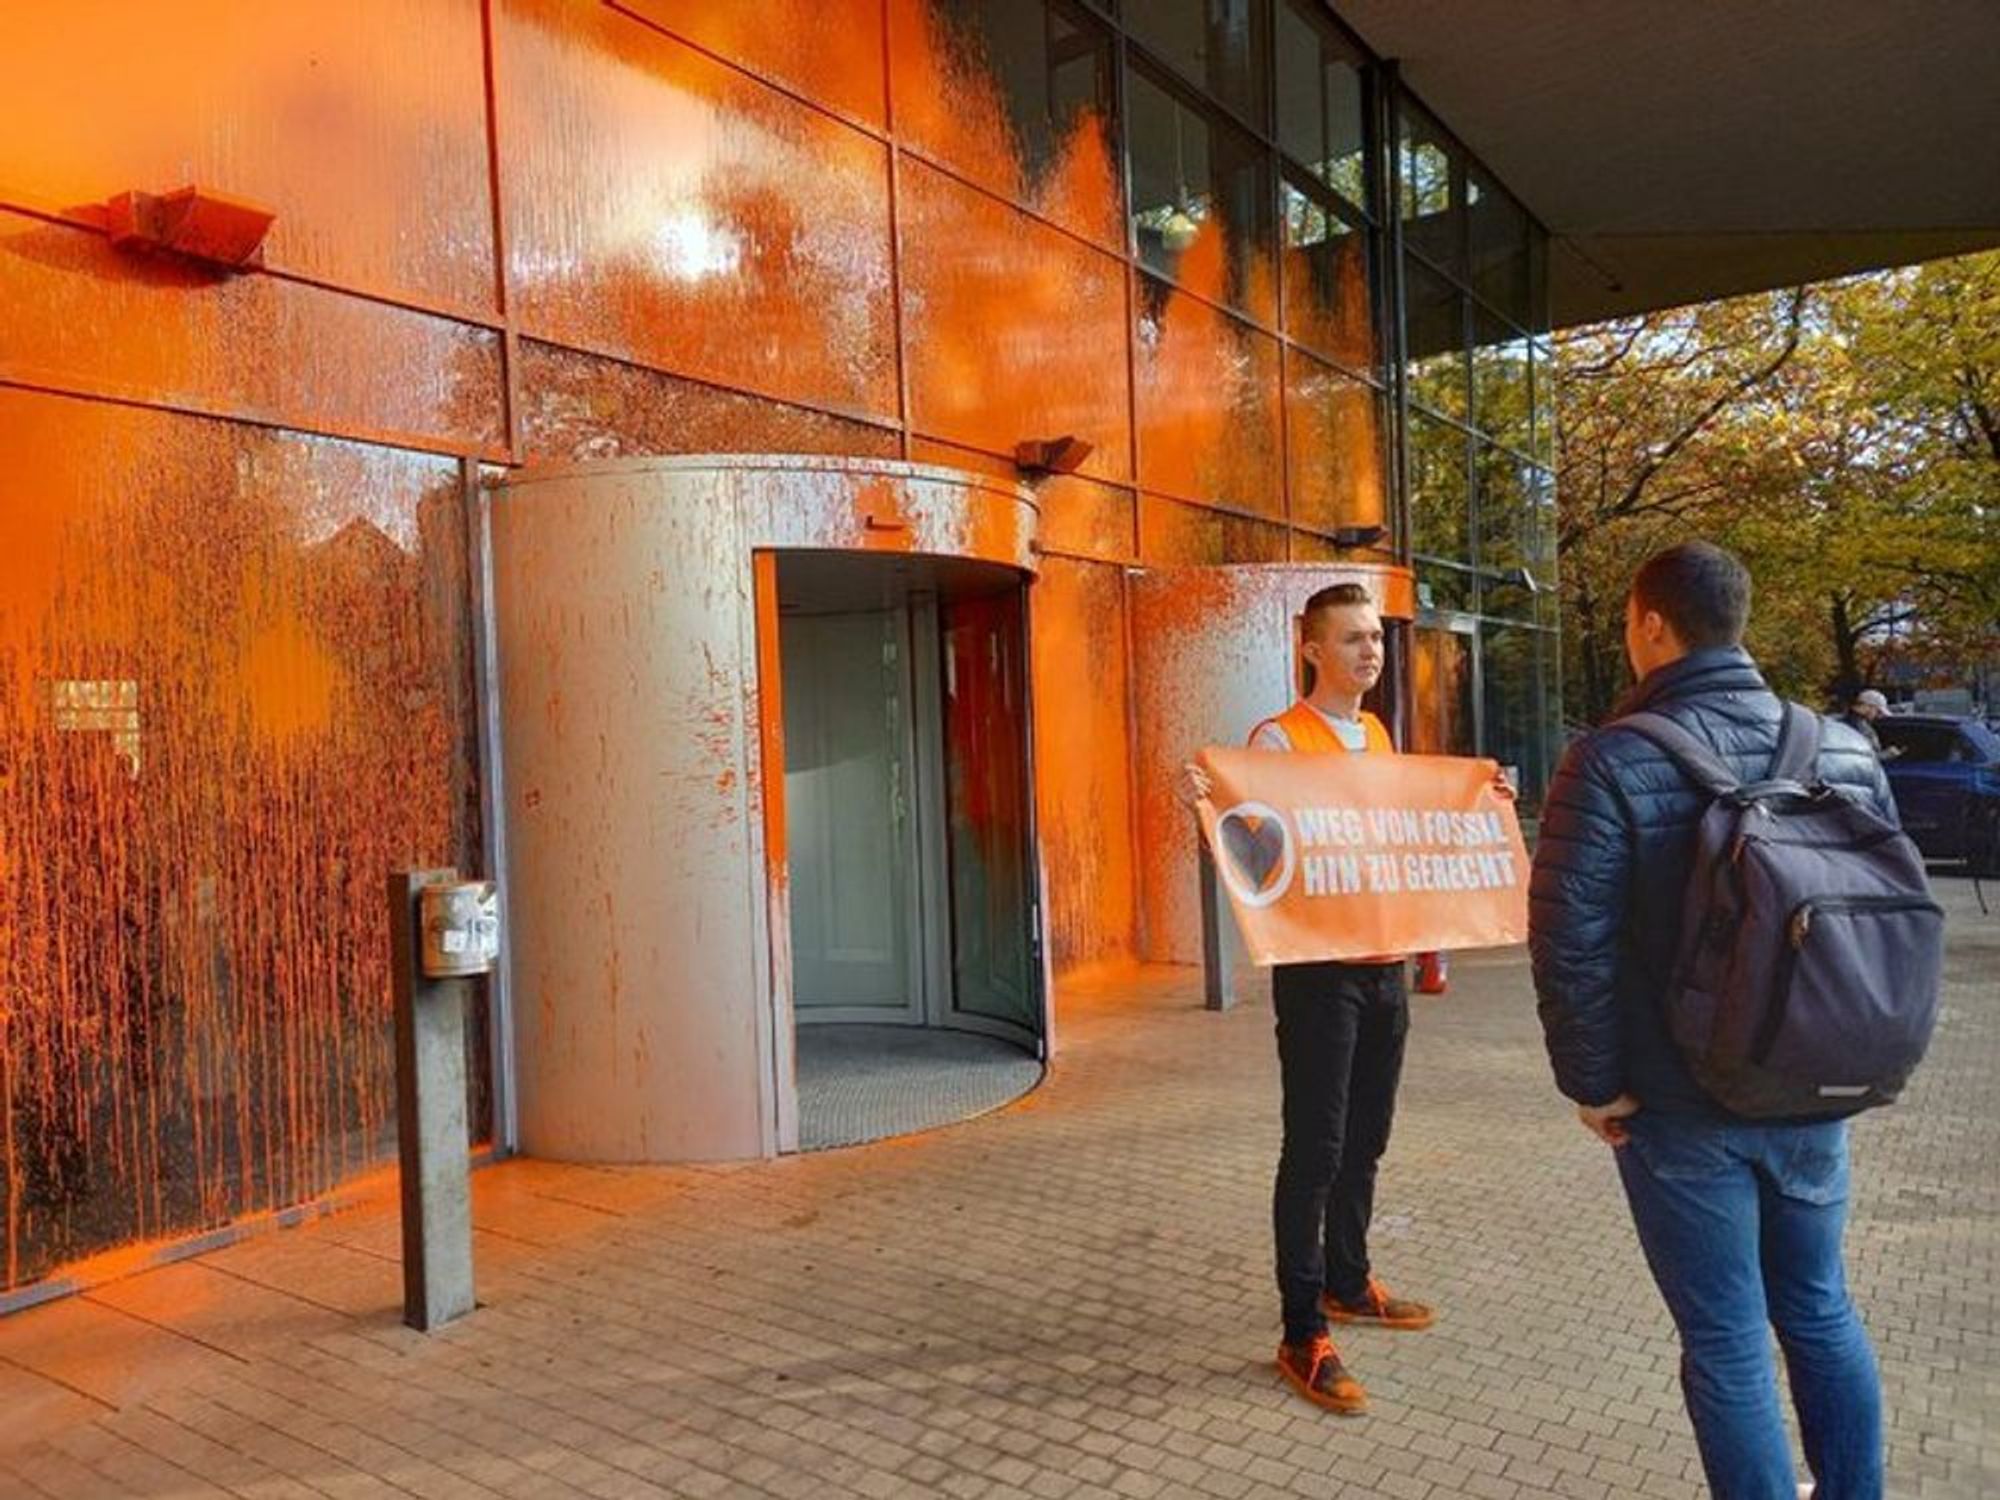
[1198,839,1244,1012]
[388,868,497,1331]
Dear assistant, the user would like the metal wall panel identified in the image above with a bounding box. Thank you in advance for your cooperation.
[0,210,506,457]
[1133,278,1284,519]
[1283,348,1388,535]
[899,159,1132,484]
[497,0,899,423]
[0,388,480,1293]
[614,0,888,128]
[0,0,497,314]
[1028,557,1137,972]
[516,340,901,464]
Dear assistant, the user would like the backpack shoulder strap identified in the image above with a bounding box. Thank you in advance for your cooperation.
[1617,711,1740,799]
[1771,701,1823,785]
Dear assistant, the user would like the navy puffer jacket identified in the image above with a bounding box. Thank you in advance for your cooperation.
[1528,647,1896,1116]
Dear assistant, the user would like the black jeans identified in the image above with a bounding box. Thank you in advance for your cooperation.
[1272,960,1410,1345]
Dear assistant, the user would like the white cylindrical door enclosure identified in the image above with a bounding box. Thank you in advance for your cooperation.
[490,457,1040,1162]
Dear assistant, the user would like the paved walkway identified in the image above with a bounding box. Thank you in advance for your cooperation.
[1,880,1994,1500]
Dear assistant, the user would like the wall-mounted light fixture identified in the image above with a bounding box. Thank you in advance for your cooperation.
[1331,524,1388,550]
[103,185,275,271]
[1014,435,1094,476]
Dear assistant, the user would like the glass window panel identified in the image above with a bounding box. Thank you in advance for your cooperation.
[1273,0,1368,209]
[1128,65,1276,320]
[1473,440,1531,581]
[1407,408,1470,564]
[1480,620,1557,808]
[1134,273,1283,514]
[1409,623,1477,756]
[903,0,1121,244]
[1467,167,1531,327]
[1281,174,1376,370]
[1416,562,1474,613]
[1530,338,1557,468]
[901,159,1133,481]
[1398,98,1461,275]
[1125,0,1270,126]
[1284,349,1386,534]
[1403,254,1467,420]
[1471,308,1531,453]
[501,5,899,421]
[1474,447,1556,615]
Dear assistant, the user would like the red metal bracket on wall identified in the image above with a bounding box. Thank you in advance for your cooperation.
[103,185,275,270]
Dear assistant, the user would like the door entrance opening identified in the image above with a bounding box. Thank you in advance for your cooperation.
[773,552,1044,1150]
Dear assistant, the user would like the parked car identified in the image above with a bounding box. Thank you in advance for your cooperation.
[1874,714,2000,875]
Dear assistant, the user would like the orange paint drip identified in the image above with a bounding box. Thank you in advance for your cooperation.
[0,392,482,1293]
[1136,222,1284,519]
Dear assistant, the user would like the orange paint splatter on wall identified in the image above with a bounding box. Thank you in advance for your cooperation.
[614,0,888,128]
[0,0,1422,1289]
[898,160,1132,485]
[0,0,498,313]
[1135,230,1284,519]
[888,0,1124,249]
[0,390,481,1293]
[497,0,899,424]
[1029,558,1136,970]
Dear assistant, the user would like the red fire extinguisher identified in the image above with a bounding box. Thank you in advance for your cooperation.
[1415,950,1449,994]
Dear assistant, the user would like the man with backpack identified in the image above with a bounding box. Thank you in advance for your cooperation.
[1530,542,1941,1500]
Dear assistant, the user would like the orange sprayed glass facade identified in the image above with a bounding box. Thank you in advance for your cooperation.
[0,0,1551,1295]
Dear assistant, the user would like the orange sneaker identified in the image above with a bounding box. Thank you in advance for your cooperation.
[1275,1333,1367,1415]
[1322,1277,1434,1331]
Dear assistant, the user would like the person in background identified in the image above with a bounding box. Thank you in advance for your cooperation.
[1840,689,1900,760]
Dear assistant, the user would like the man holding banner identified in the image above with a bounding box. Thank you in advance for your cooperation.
[1185,583,1528,1416]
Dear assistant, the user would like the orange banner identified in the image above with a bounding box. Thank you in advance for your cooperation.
[1195,748,1530,965]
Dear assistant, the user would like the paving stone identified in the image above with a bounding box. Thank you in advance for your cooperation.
[0,882,1993,1498]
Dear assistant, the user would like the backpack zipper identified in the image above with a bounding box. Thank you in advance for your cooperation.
[1753,894,1945,1064]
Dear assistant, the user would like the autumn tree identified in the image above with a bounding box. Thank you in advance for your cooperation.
[1551,251,2000,725]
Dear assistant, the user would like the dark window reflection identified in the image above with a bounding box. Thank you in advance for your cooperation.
[1129,63,1276,320]
[1474,440,1532,582]
[1480,619,1557,806]
[1273,0,1368,210]
[936,0,1117,184]
[1126,0,1271,127]
[1282,174,1375,370]
[1399,100,1461,275]
[1409,621,1477,756]
[1468,167,1531,327]
[1471,307,1530,454]
[1407,408,1470,564]
[1403,254,1467,420]
[1417,561,1474,612]
[1285,348,1388,533]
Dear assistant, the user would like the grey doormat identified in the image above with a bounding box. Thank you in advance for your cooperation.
[794,1024,1042,1150]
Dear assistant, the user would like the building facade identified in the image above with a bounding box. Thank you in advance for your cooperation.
[0,0,1558,1300]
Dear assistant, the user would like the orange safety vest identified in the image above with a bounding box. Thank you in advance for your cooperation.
[1247,701,1402,965]
[1250,701,1394,756]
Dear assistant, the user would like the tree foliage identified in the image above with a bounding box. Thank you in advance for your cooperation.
[1552,251,2000,726]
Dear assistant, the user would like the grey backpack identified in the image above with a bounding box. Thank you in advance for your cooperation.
[1623,703,1944,1118]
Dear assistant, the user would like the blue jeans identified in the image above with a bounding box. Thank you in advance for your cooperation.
[1616,1114,1883,1500]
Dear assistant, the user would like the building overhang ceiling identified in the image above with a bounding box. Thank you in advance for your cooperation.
[1332,0,2000,327]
